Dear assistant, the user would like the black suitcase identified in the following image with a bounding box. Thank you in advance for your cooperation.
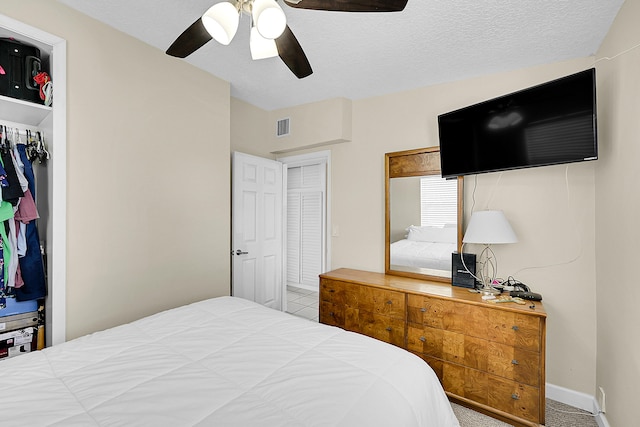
[0,38,42,104]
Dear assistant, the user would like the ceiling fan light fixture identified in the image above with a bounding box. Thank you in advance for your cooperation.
[252,0,287,39]
[202,1,240,45]
[250,26,279,60]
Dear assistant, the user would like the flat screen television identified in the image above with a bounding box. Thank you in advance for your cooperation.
[438,68,597,178]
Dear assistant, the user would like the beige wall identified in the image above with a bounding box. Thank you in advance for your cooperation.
[232,58,599,396]
[595,0,640,425]
[389,177,421,242]
[231,98,275,159]
[3,1,231,340]
[268,98,352,154]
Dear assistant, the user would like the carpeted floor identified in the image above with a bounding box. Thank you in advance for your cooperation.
[452,399,600,427]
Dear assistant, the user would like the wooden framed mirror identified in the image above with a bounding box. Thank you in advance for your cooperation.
[385,147,463,282]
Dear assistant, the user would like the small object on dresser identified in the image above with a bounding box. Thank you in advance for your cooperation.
[451,252,477,288]
[510,291,543,301]
[487,295,526,305]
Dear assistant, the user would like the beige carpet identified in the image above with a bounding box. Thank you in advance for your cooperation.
[452,399,600,427]
[452,403,512,426]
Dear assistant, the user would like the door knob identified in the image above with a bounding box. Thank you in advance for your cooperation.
[235,249,249,255]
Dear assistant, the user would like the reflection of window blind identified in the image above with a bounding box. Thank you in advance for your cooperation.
[420,176,458,227]
[287,164,324,287]
[525,113,594,163]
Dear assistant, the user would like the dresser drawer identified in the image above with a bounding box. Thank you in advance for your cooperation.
[469,310,542,352]
[407,325,470,365]
[488,375,541,423]
[319,279,345,304]
[406,294,466,333]
[487,341,540,387]
[345,309,405,347]
[408,325,488,371]
[347,286,405,320]
[319,301,344,327]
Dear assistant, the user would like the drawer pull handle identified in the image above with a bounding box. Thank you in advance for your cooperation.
[329,312,335,317]
[329,289,335,293]
[420,307,427,313]
[386,300,393,305]
[511,394,520,400]
[419,336,426,342]
[512,325,520,331]
[386,327,392,332]
[511,359,519,365]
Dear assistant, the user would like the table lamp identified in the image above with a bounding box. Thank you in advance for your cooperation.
[463,210,517,295]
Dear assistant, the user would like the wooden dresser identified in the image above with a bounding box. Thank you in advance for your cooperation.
[319,268,546,427]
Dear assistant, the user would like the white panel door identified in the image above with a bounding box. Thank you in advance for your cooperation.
[232,152,284,310]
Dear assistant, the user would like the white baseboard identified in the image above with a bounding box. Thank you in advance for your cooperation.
[546,383,610,427]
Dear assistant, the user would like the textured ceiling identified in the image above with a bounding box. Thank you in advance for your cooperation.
[57,0,624,111]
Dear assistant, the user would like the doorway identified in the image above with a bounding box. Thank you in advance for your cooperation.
[231,150,330,315]
[278,151,330,293]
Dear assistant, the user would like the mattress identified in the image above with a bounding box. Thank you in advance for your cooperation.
[390,239,456,270]
[0,296,459,427]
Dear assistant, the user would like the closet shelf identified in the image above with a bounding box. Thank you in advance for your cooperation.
[0,94,51,126]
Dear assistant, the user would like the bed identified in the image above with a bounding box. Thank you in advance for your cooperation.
[0,296,459,426]
[390,225,457,271]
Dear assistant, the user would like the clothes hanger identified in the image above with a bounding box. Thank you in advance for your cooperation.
[35,131,50,162]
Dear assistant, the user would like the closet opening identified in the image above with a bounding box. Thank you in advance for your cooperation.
[278,151,330,293]
[0,14,67,353]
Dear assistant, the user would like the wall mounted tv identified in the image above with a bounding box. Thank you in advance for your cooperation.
[438,68,597,178]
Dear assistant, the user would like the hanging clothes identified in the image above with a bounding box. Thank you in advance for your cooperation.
[0,200,13,309]
[14,143,46,301]
[0,150,24,205]
[0,126,48,303]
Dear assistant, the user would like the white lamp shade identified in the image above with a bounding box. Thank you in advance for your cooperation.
[202,2,239,46]
[252,0,287,39]
[250,26,279,60]
[463,210,518,244]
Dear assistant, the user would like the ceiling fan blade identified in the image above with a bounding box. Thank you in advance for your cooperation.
[275,26,313,79]
[283,0,408,12]
[166,18,212,58]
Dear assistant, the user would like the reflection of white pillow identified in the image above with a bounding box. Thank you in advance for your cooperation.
[407,225,457,243]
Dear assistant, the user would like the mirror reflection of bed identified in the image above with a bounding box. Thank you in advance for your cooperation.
[385,146,463,282]
[389,175,458,279]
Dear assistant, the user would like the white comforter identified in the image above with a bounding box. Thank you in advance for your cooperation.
[0,296,459,427]
[390,239,456,270]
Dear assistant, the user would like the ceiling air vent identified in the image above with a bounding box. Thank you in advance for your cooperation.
[276,118,290,137]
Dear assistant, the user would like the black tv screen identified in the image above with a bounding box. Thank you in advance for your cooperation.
[438,68,597,178]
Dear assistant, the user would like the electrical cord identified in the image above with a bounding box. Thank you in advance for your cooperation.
[593,40,640,65]
[512,165,582,277]
[503,276,530,292]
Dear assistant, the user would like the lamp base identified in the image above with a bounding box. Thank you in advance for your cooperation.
[480,286,502,296]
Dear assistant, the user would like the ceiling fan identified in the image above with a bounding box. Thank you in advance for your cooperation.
[166,0,409,79]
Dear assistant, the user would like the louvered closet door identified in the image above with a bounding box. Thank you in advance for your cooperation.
[287,164,324,288]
